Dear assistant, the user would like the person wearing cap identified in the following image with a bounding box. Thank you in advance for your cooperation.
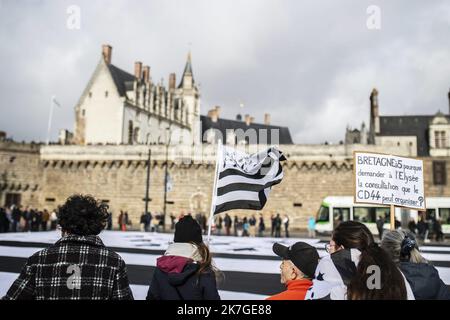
[267,242,319,300]
[146,215,221,300]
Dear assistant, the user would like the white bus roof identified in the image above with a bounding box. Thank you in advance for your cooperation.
[322,196,450,209]
[426,197,450,208]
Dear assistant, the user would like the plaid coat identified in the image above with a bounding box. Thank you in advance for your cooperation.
[2,234,134,300]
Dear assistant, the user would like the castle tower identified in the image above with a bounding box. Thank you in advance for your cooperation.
[178,52,201,144]
[368,88,380,144]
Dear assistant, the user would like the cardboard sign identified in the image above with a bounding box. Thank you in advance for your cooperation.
[354,152,425,210]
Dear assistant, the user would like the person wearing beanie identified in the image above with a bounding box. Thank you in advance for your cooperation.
[267,242,319,300]
[146,215,221,300]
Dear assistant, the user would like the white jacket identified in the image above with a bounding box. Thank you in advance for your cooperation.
[306,248,415,300]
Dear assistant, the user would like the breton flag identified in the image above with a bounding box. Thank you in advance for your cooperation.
[212,144,286,215]
[52,95,62,108]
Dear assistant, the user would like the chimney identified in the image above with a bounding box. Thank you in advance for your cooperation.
[142,66,150,83]
[370,88,379,116]
[208,109,218,123]
[264,113,271,125]
[448,88,450,114]
[369,88,380,140]
[134,61,142,79]
[169,73,176,89]
[102,44,112,64]
[215,106,221,118]
[245,114,251,126]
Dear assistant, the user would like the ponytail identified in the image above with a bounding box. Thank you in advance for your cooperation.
[347,243,407,300]
[332,221,408,300]
[381,230,427,264]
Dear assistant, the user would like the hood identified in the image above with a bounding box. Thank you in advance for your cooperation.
[157,255,193,273]
[156,242,203,286]
[330,248,360,285]
[400,262,443,299]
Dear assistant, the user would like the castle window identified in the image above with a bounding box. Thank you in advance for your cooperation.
[433,161,446,185]
[435,131,447,148]
[88,92,92,98]
[128,121,133,145]
[5,193,21,207]
[133,127,140,143]
[105,91,109,98]
[82,109,85,117]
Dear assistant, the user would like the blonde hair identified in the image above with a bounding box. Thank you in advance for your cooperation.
[381,230,427,264]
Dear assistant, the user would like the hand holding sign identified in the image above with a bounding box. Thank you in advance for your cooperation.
[354,152,425,211]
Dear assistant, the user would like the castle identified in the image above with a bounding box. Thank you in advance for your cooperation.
[1,45,450,230]
[69,45,292,147]
[73,45,200,146]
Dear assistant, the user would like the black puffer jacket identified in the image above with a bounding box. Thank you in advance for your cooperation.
[146,255,220,300]
[400,262,450,300]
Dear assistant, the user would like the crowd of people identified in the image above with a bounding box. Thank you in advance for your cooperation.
[214,213,292,238]
[138,211,296,238]
[2,194,449,300]
[138,211,168,232]
[268,221,450,300]
[407,214,445,242]
[375,213,446,243]
[0,205,58,233]
[0,203,303,240]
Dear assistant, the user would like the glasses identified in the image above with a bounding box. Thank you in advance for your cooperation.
[325,243,337,253]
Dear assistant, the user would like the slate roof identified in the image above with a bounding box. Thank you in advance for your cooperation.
[200,115,293,145]
[106,63,293,145]
[178,54,194,89]
[108,64,135,96]
[378,115,446,156]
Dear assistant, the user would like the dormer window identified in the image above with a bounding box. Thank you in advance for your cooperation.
[435,130,447,148]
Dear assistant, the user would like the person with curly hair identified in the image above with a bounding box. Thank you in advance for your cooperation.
[2,194,134,300]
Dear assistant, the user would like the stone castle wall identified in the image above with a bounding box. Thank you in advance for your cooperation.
[1,142,449,230]
[0,141,42,209]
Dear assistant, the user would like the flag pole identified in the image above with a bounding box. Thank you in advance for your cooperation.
[390,204,395,230]
[207,139,222,245]
[46,95,55,145]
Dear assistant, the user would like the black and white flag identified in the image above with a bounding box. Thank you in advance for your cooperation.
[212,145,286,215]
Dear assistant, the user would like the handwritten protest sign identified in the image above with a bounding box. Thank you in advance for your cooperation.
[354,152,425,210]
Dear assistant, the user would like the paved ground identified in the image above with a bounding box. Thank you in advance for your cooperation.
[0,230,449,299]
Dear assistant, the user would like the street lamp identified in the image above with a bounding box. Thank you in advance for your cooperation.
[144,149,152,216]
[163,126,171,232]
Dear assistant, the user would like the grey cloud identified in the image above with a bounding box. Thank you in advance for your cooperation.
[0,0,449,144]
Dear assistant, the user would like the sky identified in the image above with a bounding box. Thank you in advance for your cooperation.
[0,0,449,144]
